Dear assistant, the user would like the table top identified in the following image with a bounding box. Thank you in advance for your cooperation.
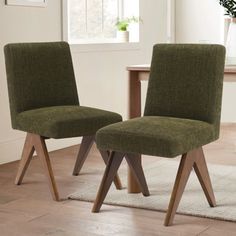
[127,64,150,72]
[127,64,236,74]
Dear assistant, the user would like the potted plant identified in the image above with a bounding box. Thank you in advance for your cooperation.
[219,0,236,64]
[116,17,141,42]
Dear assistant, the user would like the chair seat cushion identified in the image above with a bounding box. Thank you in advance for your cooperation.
[96,116,217,158]
[15,105,122,139]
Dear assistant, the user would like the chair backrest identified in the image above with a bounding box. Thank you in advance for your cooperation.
[144,44,225,136]
[4,41,79,128]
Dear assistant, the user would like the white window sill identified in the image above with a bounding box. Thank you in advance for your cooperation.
[69,41,141,53]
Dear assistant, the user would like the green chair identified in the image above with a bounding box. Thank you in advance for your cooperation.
[4,41,122,201]
[92,44,226,226]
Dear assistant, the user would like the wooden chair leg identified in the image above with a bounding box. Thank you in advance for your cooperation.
[15,133,35,185]
[73,137,123,189]
[164,147,216,226]
[73,136,95,176]
[125,154,150,196]
[92,151,125,213]
[99,150,123,190]
[164,150,196,226]
[33,134,60,201]
[193,147,216,207]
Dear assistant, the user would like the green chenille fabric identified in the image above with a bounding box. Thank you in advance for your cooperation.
[96,116,215,157]
[96,44,225,157]
[4,42,122,138]
[144,44,225,137]
[4,42,79,128]
[16,106,122,139]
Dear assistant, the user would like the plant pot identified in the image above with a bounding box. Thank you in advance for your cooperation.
[226,18,236,65]
[117,31,129,43]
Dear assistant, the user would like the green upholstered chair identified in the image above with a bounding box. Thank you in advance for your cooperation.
[92,44,226,226]
[4,41,122,201]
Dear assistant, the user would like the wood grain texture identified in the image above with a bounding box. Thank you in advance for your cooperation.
[15,133,35,185]
[193,148,216,207]
[72,135,95,176]
[165,152,195,226]
[93,151,151,213]
[99,149,123,190]
[92,151,125,213]
[125,153,150,196]
[127,64,236,75]
[129,70,141,119]
[15,133,59,201]
[33,134,60,201]
[164,148,215,226]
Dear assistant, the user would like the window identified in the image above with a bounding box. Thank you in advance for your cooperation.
[63,0,139,44]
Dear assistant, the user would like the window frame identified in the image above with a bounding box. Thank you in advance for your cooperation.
[62,0,139,45]
[62,0,175,52]
[6,0,47,7]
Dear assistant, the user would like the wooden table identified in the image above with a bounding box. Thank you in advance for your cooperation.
[127,64,236,193]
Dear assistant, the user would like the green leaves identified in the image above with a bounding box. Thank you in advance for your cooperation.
[116,17,142,31]
[219,0,236,17]
[116,20,129,31]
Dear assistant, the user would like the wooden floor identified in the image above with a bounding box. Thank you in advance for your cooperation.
[1,124,236,235]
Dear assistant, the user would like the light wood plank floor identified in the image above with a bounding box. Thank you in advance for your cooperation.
[0,124,236,235]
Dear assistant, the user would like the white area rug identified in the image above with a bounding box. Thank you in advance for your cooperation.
[69,159,236,221]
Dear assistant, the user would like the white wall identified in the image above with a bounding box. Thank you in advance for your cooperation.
[175,0,236,122]
[176,0,224,44]
[0,0,81,164]
[71,0,167,118]
[0,0,168,164]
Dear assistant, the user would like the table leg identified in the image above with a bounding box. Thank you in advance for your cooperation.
[128,154,142,193]
[128,71,142,193]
